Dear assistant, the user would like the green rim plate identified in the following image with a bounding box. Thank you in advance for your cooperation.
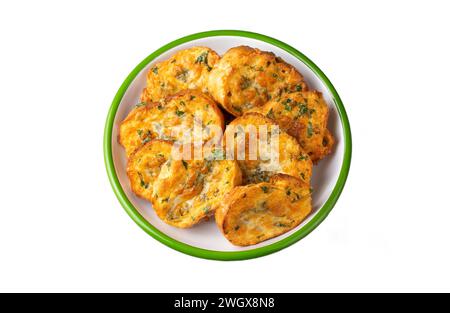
[103,30,352,261]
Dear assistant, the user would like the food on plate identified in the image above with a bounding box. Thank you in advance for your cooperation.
[119,90,224,156]
[223,112,312,184]
[126,140,174,202]
[118,44,336,246]
[141,46,220,103]
[207,46,308,117]
[151,156,242,228]
[251,90,334,162]
[215,174,312,246]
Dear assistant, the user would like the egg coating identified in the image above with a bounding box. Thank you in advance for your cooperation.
[224,112,312,185]
[151,157,242,228]
[252,91,334,163]
[207,46,308,117]
[215,174,312,246]
[141,46,220,103]
[119,90,224,156]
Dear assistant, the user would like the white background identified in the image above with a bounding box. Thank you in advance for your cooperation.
[0,0,449,293]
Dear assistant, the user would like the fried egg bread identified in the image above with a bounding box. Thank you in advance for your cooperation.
[223,112,312,184]
[119,90,224,156]
[207,46,308,117]
[215,174,312,246]
[151,157,242,228]
[252,91,334,162]
[141,46,220,103]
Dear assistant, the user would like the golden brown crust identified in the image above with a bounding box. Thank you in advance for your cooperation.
[215,174,312,246]
[141,46,220,103]
[251,90,334,162]
[151,157,242,228]
[126,140,174,202]
[119,90,224,156]
[208,46,308,117]
[223,112,313,184]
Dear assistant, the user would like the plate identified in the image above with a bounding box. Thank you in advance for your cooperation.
[104,30,352,260]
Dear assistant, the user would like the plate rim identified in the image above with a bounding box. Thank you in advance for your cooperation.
[103,30,352,261]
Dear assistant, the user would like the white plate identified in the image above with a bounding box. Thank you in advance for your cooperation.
[104,31,351,260]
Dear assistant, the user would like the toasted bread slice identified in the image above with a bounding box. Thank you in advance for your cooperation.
[141,46,220,103]
[208,46,308,116]
[215,174,312,246]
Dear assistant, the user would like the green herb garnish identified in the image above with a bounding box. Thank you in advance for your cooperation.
[138,173,149,189]
[195,52,212,71]
[175,108,185,117]
[232,105,242,113]
[266,108,275,119]
[298,154,309,161]
[240,76,252,90]
[307,122,314,138]
[176,69,189,82]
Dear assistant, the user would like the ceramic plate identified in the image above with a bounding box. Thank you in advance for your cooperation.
[104,30,352,260]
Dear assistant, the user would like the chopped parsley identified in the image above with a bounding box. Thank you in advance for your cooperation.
[295,84,302,91]
[208,149,225,160]
[298,154,309,161]
[232,105,242,113]
[261,186,269,193]
[307,122,314,138]
[138,173,149,189]
[266,108,275,119]
[240,76,252,90]
[176,69,189,82]
[151,67,158,74]
[175,108,185,117]
[182,160,188,169]
[195,51,212,71]
[283,102,292,111]
[298,104,309,116]
[135,102,146,108]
